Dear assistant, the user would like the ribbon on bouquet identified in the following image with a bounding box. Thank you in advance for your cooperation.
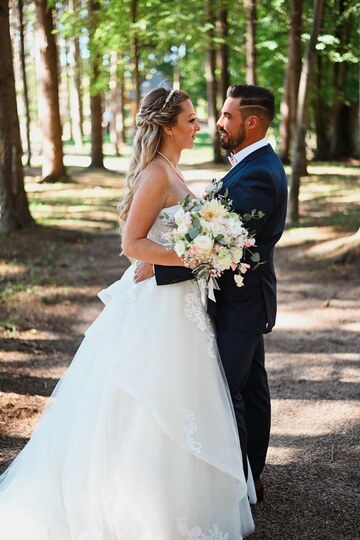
[198,276,220,307]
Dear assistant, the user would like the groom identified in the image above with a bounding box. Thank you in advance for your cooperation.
[135,84,287,501]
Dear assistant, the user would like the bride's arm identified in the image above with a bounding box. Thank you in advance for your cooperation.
[121,166,185,267]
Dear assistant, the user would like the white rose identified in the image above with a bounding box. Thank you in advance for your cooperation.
[177,222,190,235]
[202,220,225,239]
[214,248,232,271]
[193,234,214,254]
[174,207,185,223]
[226,218,244,236]
[230,245,243,263]
[174,240,187,257]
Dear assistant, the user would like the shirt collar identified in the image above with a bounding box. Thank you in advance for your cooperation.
[228,138,268,168]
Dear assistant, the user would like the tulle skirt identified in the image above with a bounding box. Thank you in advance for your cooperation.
[0,265,255,539]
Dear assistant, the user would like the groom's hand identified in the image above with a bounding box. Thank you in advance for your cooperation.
[134,261,154,283]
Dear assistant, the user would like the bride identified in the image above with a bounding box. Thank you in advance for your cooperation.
[0,87,255,539]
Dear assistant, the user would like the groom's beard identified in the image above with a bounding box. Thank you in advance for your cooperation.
[219,126,246,151]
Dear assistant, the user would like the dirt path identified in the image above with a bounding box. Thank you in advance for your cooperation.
[251,233,360,539]
[0,167,359,539]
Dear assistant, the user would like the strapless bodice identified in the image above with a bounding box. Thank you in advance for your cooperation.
[147,205,180,246]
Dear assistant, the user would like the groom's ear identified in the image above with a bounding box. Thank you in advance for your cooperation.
[246,115,259,130]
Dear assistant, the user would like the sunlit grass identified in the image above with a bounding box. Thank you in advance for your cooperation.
[2,153,359,335]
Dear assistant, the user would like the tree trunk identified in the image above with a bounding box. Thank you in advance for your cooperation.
[35,0,66,182]
[205,0,222,163]
[69,0,84,143]
[0,0,34,233]
[64,35,74,142]
[313,54,330,159]
[328,2,352,158]
[245,0,257,85]
[88,0,104,168]
[217,3,229,102]
[288,0,324,224]
[18,0,31,167]
[130,0,140,125]
[279,0,302,163]
[110,54,125,156]
[72,33,84,145]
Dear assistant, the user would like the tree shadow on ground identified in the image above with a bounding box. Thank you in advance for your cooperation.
[250,421,360,539]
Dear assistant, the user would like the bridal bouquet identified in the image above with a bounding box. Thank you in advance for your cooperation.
[162,190,264,301]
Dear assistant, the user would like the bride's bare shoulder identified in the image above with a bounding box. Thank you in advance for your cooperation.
[138,160,170,189]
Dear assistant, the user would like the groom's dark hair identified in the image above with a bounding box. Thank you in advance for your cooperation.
[227,84,275,127]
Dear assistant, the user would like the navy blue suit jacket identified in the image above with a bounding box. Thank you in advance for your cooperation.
[155,144,288,334]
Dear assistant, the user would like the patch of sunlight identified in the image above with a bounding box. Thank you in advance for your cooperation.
[307,164,360,176]
[63,154,91,167]
[267,446,299,464]
[275,302,360,330]
[330,352,360,361]
[267,352,360,384]
[279,227,338,247]
[275,311,324,330]
[342,322,360,332]
[25,180,71,192]
[271,399,360,437]
[0,262,27,277]
[300,190,360,202]
[38,218,114,231]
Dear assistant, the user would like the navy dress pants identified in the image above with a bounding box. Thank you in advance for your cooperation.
[215,326,271,481]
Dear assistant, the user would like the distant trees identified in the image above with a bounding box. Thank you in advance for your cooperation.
[2,0,358,232]
[35,0,66,182]
[289,0,325,223]
[245,0,257,85]
[0,0,34,233]
[279,0,302,164]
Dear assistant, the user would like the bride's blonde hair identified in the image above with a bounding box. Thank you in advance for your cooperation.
[119,87,189,225]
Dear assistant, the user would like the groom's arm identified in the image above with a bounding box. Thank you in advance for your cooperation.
[134,262,193,285]
[154,264,193,285]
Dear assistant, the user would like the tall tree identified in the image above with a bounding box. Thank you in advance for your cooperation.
[109,53,125,156]
[0,0,34,233]
[35,0,66,181]
[18,0,31,166]
[279,0,302,163]
[205,0,222,163]
[217,1,230,101]
[64,0,84,148]
[245,0,257,84]
[72,33,84,145]
[130,0,140,125]
[88,0,104,168]
[288,0,324,223]
[328,1,353,158]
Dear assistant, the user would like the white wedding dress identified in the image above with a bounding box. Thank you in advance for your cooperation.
[0,206,255,539]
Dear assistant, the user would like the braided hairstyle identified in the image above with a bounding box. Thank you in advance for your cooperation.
[119,87,189,225]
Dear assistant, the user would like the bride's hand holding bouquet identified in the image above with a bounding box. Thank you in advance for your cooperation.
[162,188,264,302]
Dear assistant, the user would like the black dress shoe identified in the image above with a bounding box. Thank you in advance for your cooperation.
[255,478,264,502]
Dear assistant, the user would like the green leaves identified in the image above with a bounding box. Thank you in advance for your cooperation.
[243,209,265,222]
[250,252,261,264]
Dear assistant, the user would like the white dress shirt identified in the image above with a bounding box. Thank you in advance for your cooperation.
[229,138,269,168]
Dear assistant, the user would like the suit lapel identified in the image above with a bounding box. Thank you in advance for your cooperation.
[221,144,273,187]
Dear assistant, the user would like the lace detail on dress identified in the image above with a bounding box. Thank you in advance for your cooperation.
[184,282,215,359]
[182,409,202,455]
[177,517,229,539]
[147,204,180,246]
[125,280,137,315]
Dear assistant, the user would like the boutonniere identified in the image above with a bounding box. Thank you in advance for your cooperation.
[204,178,223,198]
